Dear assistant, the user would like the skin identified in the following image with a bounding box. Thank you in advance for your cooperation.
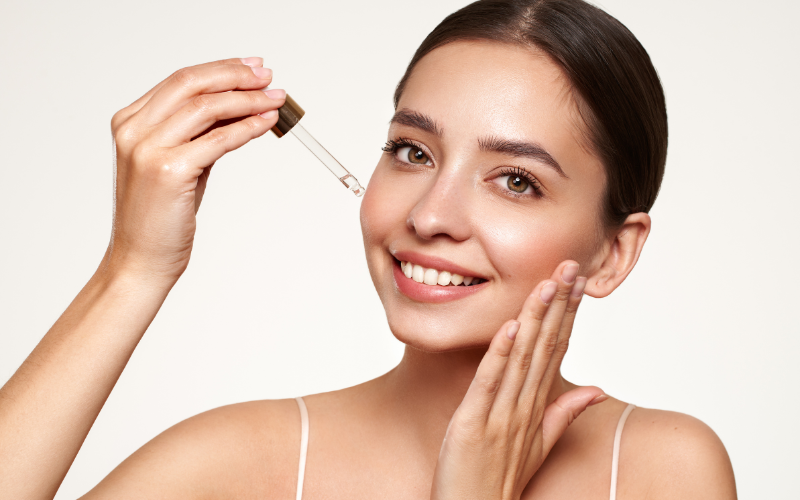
[0,43,737,500]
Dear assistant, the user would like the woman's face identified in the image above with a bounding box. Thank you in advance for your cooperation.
[360,41,608,351]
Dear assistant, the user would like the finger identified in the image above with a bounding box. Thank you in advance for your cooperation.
[519,261,579,406]
[170,113,278,173]
[136,62,274,127]
[494,279,555,407]
[151,89,286,147]
[112,58,253,132]
[461,320,520,418]
[538,276,586,391]
[541,386,606,455]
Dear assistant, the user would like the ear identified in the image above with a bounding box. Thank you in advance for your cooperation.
[584,212,651,298]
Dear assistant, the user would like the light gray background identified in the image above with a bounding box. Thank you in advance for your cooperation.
[1,0,797,498]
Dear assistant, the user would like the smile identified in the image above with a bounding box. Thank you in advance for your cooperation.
[398,260,486,287]
[391,254,490,304]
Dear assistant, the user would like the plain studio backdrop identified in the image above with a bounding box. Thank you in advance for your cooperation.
[1,0,797,498]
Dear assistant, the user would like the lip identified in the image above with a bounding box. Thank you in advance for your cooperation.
[391,256,489,304]
[393,251,488,280]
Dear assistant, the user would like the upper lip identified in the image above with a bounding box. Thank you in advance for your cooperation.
[392,250,489,281]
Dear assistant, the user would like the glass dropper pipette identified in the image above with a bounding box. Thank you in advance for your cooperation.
[271,95,365,197]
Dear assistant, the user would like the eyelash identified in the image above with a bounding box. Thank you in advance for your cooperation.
[497,166,543,197]
[381,138,543,198]
[382,137,427,156]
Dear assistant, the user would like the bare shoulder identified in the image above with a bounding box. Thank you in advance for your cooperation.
[81,398,301,499]
[618,406,737,499]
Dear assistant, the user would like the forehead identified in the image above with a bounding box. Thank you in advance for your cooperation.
[397,41,598,171]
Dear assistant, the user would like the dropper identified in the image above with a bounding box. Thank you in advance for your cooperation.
[271,95,365,197]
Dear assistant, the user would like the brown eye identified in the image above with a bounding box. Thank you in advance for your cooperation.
[507,175,529,193]
[407,147,429,164]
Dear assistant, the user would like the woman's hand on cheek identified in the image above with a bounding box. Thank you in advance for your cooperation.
[106,57,286,283]
[430,261,606,500]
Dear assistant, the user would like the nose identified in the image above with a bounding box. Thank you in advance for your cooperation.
[407,169,472,242]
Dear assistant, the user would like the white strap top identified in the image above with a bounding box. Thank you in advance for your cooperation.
[293,398,635,500]
[294,397,309,500]
[610,404,635,500]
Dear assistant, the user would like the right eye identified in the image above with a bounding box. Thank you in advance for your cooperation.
[396,146,431,165]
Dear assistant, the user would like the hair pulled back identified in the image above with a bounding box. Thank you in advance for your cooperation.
[394,0,668,227]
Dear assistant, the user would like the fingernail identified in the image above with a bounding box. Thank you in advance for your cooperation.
[259,109,278,120]
[588,394,609,406]
[506,321,520,340]
[562,263,579,284]
[251,67,272,79]
[264,88,286,100]
[240,57,263,67]
[571,277,587,298]
[540,282,557,304]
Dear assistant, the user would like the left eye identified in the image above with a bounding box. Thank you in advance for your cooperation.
[496,174,533,194]
[396,146,431,165]
[506,175,530,193]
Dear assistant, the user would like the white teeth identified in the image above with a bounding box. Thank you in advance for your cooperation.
[412,264,425,283]
[399,259,482,287]
[423,268,438,285]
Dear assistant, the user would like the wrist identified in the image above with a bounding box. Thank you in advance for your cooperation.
[95,245,183,292]
[93,254,179,298]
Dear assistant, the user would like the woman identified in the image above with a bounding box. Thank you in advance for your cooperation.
[0,0,737,498]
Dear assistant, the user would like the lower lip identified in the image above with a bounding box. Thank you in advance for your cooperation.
[392,260,488,303]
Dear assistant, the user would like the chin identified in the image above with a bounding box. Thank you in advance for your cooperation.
[383,305,501,353]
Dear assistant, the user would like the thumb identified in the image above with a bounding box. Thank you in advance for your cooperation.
[541,386,606,454]
[195,164,214,213]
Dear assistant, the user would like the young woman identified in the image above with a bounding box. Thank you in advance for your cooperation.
[0,0,737,498]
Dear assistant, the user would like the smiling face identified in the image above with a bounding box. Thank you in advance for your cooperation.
[360,41,610,352]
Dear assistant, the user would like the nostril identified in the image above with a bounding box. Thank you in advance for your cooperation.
[407,203,471,243]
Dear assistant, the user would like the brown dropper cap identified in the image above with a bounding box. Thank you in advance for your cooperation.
[270,94,305,138]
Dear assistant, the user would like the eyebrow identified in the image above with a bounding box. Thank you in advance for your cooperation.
[478,135,567,178]
[390,109,443,137]
[390,109,567,178]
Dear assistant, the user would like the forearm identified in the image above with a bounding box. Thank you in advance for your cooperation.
[0,262,174,500]
[0,57,279,500]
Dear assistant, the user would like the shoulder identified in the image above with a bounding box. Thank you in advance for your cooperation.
[82,398,302,499]
[618,406,737,499]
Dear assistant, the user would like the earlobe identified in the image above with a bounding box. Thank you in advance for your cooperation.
[584,213,651,298]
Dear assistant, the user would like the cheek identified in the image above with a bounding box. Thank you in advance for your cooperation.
[361,164,402,245]
[483,221,563,310]
[359,162,414,279]
[480,208,599,296]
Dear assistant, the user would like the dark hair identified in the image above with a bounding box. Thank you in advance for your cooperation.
[394,0,667,227]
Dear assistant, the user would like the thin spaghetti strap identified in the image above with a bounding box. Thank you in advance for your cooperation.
[609,404,635,500]
[295,397,309,500]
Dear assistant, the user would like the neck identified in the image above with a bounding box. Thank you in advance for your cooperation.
[375,344,569,449]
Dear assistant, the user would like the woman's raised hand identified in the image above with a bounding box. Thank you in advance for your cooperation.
[107,57,285,282]
[0,59,286,499]
[430,261,606,500]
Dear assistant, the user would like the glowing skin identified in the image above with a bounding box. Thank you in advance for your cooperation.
[360,41,608,352]
[0,51,737,500]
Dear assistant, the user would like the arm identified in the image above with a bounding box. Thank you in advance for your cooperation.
[0,262,172,499]
[81,399,301,500]
[0,57,285,500]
